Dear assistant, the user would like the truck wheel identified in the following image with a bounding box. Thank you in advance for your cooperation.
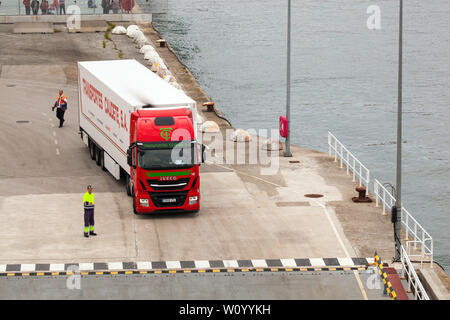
[133,195,139,215]
[126,175,131,196]
[89,141,96,160]
[100,151,107,171]
[95,148,102,166]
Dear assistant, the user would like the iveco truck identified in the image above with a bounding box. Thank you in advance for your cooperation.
[77,59,204,214]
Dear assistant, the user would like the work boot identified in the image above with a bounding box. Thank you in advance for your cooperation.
[89,231,97,236]
[84,233,89,238]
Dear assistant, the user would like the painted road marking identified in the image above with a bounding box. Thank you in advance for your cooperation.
[166,261,181,269]
[137,262,152,270]
[310,258,326,267]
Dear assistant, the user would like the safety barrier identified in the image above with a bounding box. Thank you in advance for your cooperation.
[328,133,433,268]
[373,179,395,215]
[373,179,433,267]
[328,132,370,193]
[374,254,397,300]
[400,246,430,300]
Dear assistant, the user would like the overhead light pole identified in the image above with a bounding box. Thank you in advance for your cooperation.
[393,0,403,262]
[284,0,293,157]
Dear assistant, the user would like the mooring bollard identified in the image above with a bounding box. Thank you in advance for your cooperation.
[203,101,215,112]
[352,186,372,203]
[157,39,166,47]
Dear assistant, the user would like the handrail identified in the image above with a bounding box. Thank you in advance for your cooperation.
[328,132,370,194]
[328,132,433,268]
[373,179,396,215]
[401,245,430,300]
[373,179,433,267]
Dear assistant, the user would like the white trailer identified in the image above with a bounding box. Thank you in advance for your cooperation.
[77,59,198,180]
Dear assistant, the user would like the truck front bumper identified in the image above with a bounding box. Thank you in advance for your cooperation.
[135,189,200,213]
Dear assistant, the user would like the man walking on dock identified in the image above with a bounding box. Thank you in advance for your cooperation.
[83,185,97,238]
[52,89,67,127]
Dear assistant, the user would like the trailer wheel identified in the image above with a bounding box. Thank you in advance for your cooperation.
[95,148,102,166]
[89,140,96,160]
[100,151,107,171]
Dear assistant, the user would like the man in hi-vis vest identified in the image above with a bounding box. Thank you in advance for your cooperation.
[83,185,97,238]
[52,89,67,128]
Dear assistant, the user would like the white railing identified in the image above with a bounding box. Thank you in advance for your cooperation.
[328,132,433,268]
[373,179,433,267]
[328,132,370,194]
[402,207,434,267]
[373,179,396,215]
[401,245,430,300]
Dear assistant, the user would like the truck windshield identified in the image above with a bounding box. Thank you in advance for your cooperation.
[137,141,198,170]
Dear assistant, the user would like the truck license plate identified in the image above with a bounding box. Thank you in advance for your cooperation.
[162,198,177,203]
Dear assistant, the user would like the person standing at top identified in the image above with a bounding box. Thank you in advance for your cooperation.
[40,0,49,14]
[59,0,65,14]
[52,0,59,14]
[52,89,67,128]
[111,0,119,14]
[23,0,31,15]
[101,0,110,14]
[31,0,39,15]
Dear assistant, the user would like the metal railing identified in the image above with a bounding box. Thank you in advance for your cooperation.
[328,132,433,268]
[328,131,370,194]
[402,207,433,266]
[400,245,430,300]
[373,179,433,267]
[374,179,396,215]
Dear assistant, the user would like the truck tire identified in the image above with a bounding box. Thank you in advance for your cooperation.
[133,195,139,215]
[100,150,107,171]
[89,140,96,160]
[95,148,102,166]
[126,175,131,196]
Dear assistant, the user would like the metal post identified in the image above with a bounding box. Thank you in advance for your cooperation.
[394,0,403,262]
[284,0,293,157]
[18,0,21,15]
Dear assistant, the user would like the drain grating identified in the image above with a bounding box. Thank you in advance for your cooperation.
[16,120,30,124]
[6,84,16,87]
[289,160,300,163]
[304,194,324,198]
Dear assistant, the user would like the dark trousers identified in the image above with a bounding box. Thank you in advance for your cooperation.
[25,7,31,15]
[60,4,65,14]
[56,108,65,127]
[84,209,95,229]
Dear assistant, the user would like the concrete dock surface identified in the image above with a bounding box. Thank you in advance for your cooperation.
[0,21,448,299]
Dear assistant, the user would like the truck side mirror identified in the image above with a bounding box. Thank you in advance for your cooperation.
[127,148,132,166]
[201,144,206,163]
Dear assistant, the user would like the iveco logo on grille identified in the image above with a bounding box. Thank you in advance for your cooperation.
[159,176,178,181]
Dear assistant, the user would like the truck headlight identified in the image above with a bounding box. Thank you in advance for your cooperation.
[189,196,198,205]
[139,198,149,207]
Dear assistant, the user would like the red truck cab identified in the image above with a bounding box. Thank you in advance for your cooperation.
[126,107,203,214]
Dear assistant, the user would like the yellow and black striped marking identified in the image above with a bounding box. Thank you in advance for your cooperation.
[0,266,369,277]
[374,254,397,300]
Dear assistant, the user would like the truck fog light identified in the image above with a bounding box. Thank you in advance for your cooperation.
[189,196,198,205]
[139,198,149,207]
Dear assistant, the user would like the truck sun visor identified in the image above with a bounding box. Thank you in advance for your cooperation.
[155,117,175,126]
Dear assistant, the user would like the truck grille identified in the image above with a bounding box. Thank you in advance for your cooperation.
[149,191,188,208]
[147,178,190,191]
